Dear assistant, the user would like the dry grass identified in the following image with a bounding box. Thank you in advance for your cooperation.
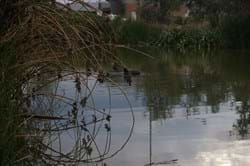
[0,1,135,165]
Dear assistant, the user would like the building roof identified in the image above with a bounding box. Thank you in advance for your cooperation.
[67,1,110,12]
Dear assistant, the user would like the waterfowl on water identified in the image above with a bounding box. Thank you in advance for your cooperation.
[123,67,141,76]
[130,70,141,76]
[112,63,141,76]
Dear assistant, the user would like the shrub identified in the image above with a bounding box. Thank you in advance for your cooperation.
[220,16,250,49]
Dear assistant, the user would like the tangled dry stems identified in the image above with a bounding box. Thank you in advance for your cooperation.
[0,0,135,165]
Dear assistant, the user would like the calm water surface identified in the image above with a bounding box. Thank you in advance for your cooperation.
[40,50,250,165]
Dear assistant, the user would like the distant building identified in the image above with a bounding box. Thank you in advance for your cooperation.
[64,1,111,14]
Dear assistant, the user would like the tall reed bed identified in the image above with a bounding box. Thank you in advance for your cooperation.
[114,19,220,50]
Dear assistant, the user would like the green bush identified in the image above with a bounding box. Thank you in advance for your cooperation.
[220,16,250,49]
[116,20,162,45]
[0,42,23,166]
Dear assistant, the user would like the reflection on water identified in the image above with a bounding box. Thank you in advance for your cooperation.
[33,49,250,165]
[107,49,250,166]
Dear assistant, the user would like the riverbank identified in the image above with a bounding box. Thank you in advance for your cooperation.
[112,16,250,50]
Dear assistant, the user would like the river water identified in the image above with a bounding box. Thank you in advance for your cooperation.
[36,49,250,165]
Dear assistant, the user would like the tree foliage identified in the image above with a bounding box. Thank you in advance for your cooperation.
[186,0,250,17]
[139,0,184,22]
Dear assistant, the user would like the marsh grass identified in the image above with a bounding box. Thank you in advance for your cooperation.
[0,1,135,165]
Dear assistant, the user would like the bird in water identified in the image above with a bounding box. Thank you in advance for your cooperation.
[123,68,132,86]
[112,63,141,76]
